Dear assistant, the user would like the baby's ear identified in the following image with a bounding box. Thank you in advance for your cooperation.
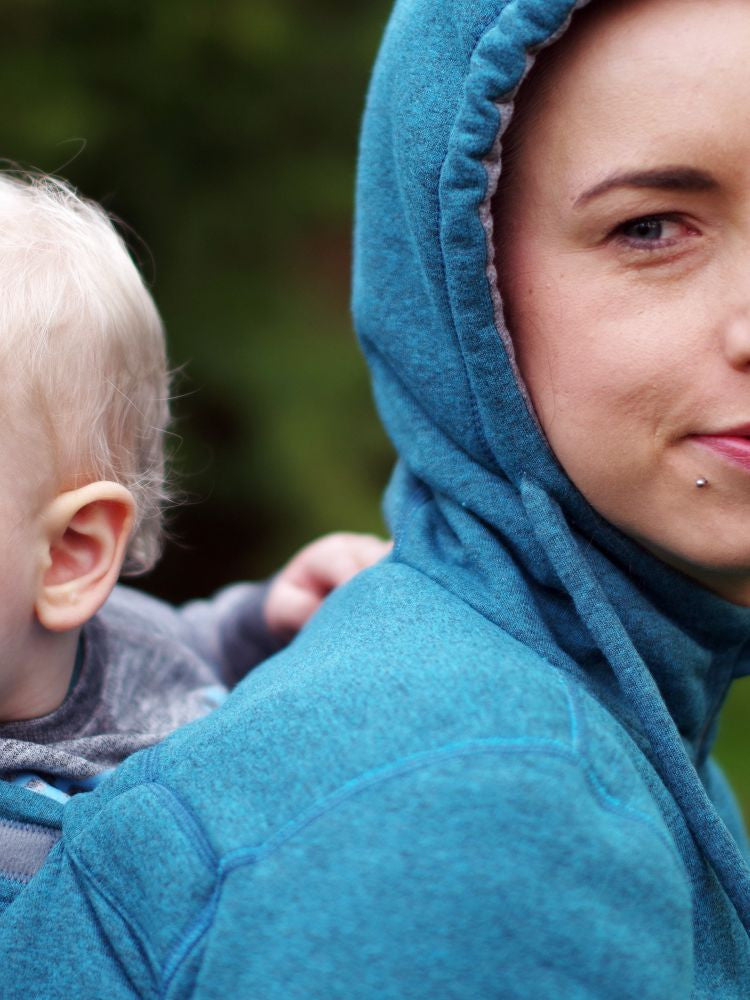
[35,483,135,632]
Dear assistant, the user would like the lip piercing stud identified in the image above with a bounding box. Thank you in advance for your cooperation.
[695,478,709,488]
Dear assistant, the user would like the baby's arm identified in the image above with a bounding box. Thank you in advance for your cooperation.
[178,532,391,686]
[264,532,392,640]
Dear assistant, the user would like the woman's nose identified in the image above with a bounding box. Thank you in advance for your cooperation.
[723,308,750,369]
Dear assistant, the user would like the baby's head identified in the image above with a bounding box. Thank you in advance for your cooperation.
[0,174,170,716]
[0,171,168,574]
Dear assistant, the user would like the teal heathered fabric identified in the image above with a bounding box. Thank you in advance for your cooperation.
[2,0,750,995]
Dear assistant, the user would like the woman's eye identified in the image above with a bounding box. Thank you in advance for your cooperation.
[614,214,693,249]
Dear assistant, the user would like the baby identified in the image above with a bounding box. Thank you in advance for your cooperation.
[0,172,388,803]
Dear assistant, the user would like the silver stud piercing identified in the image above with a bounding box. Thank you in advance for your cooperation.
[695,477,709,488]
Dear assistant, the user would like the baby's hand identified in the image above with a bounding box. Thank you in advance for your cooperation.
[264,532,392,640]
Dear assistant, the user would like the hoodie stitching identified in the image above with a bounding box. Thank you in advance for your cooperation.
[140,782,218,872]
[560,672,580,752]
[161,737,682,993]
[64,779,219,995]
[160,877,224,998]
[66,844,162,993]
[218,739,680,871]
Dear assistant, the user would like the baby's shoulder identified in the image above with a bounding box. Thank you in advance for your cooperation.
[95,584,187,642]
[86,584,222,693]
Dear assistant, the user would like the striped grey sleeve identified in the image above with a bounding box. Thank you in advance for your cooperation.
[106,583,286,689]
[177,582,287,686]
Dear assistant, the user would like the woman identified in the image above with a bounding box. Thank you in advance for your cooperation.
[1,0,749,995]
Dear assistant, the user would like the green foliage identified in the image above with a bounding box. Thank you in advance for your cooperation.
[714,680,750,826]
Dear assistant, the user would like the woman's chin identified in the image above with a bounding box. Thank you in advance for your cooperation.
[638,532,750,606]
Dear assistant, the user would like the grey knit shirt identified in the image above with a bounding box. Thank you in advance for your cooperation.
[0,583,281,799]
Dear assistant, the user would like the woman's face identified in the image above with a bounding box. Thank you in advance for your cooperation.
[497,0,750,603]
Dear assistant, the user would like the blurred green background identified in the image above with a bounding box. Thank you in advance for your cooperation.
[3,0,748,818]
[3,0,394,598]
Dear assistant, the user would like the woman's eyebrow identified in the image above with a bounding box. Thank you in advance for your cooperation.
[574,167,718,207]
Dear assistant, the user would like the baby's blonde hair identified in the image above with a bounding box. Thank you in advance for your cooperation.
[0,172,169,575]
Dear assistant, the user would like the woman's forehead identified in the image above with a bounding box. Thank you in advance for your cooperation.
[512,0,750,188]
[530,0,748,108]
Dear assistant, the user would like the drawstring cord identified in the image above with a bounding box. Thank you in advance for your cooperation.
[520,475,750,935]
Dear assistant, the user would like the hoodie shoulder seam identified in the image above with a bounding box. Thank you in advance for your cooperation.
[160,734,683,994]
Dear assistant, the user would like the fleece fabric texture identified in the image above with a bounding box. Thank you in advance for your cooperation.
[2,0,750,996]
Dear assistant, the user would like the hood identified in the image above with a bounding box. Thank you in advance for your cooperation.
[353,0,750,931]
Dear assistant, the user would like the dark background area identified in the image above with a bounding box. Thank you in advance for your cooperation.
[4,0,394,601]
[4,0,749,817]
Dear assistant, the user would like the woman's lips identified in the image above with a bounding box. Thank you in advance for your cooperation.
[692,433,750,472]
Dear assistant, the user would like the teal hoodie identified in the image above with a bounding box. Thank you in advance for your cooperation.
[2,0,750,996]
